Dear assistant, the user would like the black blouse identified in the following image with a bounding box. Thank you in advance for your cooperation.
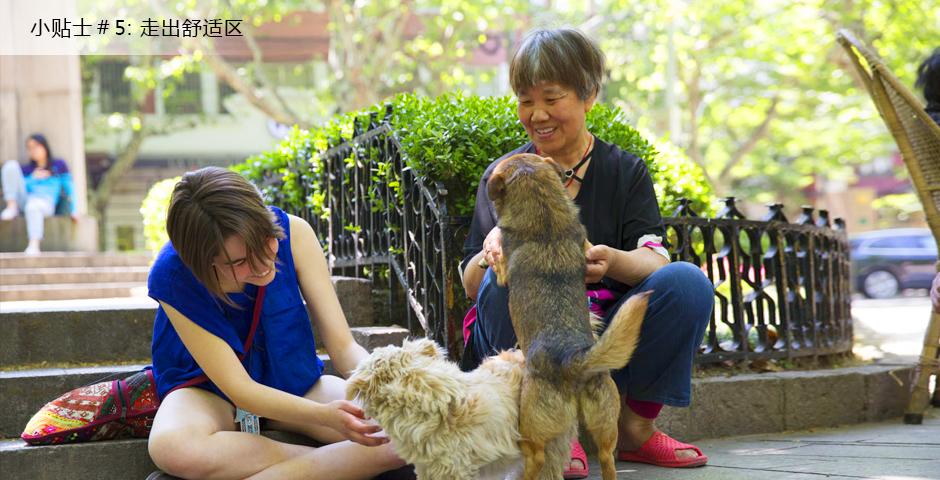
[461,136,666,294]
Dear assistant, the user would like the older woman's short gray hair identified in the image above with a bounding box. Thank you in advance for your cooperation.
[509,27,605,101]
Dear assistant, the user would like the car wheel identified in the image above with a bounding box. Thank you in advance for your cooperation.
[861,269,900,299]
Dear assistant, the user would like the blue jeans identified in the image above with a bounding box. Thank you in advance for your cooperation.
[468,261,713,407]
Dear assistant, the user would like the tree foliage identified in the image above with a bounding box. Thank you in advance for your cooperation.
[559,0,940,207]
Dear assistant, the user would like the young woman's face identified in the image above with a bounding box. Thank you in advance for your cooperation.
[26,138,48,165]
[212,236,279,289]
[516,82,595,157]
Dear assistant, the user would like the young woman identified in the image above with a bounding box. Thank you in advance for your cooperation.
[1,133,77,254]
[146,167,407,479]
[460,28,713,478]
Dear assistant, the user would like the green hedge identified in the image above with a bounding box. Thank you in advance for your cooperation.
[235,92,713,218]
[144,93,713,257]
[140,176,180,259]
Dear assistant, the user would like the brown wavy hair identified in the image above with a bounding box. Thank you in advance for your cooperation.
[166,166,284,306]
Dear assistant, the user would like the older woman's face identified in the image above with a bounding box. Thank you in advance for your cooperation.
[517,82,595,156]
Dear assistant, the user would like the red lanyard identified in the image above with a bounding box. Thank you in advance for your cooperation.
[167,285,267,395]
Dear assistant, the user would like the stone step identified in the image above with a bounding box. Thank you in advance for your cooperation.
[0,266,151,285]
[0,280,394,367]
[0,430,322,480]
[0,216,98,253]
[0,252,152,270]
[0,305,407,368]
[0,364,147,440]
[0,301,157,367]
[0,356,339,440]
[0,438,157,480]
[0,281,149,302]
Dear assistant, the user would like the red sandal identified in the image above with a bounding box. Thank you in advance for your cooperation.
[563,439,589,479]
[617,431,708,468]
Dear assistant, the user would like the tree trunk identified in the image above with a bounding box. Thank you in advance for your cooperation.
[90,125,147,250]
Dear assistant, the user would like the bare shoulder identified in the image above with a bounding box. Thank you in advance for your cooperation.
[288,214,319,246]
[287,213,325,276]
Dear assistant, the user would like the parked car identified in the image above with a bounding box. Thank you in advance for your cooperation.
[850,228,938,299]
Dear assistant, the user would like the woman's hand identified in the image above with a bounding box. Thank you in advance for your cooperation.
[31,169,51,180]
[320,400,389,447]
[585,242,613,284]
[481,226,503,267]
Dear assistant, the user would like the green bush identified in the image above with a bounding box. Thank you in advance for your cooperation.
[140,176,180,258]
[147,93,713,257]
[235,92,713,219]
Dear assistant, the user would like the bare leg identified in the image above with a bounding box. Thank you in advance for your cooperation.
[149,385,403,480]
[617,395,697,459]
[1,160,25,220]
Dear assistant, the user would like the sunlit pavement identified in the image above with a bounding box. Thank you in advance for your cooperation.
[852,293,932,363]
[586,409,940,479]
[581,293,940,479]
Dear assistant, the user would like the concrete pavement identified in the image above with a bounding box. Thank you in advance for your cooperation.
[852,294,932,363]
[586,408,940,479]
[580,294,940,479]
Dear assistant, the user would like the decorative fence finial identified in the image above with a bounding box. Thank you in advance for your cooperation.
[717,196,745,220]
[798,205,816,226]
[672,198,699,218]
[763,203,788,223]
[816,209,831,228]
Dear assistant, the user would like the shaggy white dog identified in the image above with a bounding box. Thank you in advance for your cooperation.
[347,338,526,480]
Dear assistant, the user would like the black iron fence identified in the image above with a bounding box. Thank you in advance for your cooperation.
[256,112,853,363]
[667,198,853,363]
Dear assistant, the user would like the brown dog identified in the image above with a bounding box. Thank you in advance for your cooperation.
[488,153,650,480]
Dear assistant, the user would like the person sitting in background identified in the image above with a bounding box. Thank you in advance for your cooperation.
[1,133,77,255]
[916,47,940,126]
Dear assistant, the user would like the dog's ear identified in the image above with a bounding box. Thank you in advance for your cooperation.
[488,170,507,204]
[543,157,566,183]
[346,369,369,401]
[404,337,443,358]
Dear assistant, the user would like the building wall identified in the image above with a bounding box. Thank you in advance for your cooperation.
[0,0,98,252]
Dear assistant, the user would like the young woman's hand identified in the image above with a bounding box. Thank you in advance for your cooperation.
[320,400,389,447]
[32,169,51,180]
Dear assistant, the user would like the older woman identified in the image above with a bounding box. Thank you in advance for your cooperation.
[459,28,713,477]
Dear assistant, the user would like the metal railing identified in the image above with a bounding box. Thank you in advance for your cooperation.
[255,110,853,363]
[666,198,853,363]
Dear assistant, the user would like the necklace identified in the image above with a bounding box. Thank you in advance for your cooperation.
[536,135,594,188]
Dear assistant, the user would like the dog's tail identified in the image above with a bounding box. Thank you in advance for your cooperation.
[569,291,651,376]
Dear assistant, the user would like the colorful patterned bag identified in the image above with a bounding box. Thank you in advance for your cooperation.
[20,367,160,445]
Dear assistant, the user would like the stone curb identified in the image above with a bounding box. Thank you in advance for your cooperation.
[655,364,914,442]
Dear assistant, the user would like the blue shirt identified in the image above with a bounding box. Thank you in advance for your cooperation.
[22,159,75,214]
[149,207,324,401]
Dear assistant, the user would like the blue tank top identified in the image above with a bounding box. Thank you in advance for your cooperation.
[149,207,324,401]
